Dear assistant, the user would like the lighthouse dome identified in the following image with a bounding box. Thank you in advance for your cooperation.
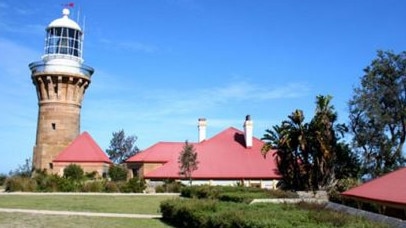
[48,8,81,31]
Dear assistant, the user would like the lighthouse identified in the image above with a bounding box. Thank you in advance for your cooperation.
[29,8,94,171]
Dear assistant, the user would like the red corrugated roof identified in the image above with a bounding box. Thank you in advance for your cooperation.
[126,127,280,180]
[53,132,112,164]
[342,167,406,207]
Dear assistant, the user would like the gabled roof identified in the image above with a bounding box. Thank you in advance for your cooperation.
[53,132,112,164]
[342,167,406,208]
[127,127,280,180]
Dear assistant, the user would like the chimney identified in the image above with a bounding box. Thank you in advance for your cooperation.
[243,115,253,148]
[198,118,207,143]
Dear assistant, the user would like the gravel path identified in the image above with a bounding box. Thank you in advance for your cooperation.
[0,208,161,219]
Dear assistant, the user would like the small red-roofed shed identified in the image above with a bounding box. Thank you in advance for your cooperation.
[342,167,406,219]
[126,117,281,189]
[52,132,112,177]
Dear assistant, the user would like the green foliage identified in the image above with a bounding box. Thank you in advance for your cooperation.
[178,141,199,186]
[155,180,184,193]
[108,165,128,181]
[63,164,84,181]
[181,185,298,203]
[328,178,360,206]
[5,168,146,193]
[106,129,139,164]
[0,174,7,186]
[81,181,105,192]
[262,95,359,191]
[33,170,63,192]
[119,177,146,193]
[349,50,406,178]
[5,176,37,192]
[104,181,120,192]
[160,198,387,228]
[85,171,98,180]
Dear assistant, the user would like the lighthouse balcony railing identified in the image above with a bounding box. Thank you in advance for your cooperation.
[29,61,94,78]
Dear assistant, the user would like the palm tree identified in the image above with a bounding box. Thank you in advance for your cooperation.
[262,109,311,190]
[310,95,339,189]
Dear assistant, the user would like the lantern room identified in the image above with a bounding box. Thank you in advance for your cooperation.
[43,8,83,63]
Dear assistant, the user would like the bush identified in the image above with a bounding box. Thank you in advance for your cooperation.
[82,181,104,192]
[104,181,120,192]
[181,185,298,203]
[160,198,387,228]
[57,178,81,192]
[33,171,63,192]
[156,180,184,193]
[63,164,84,181]
[181,185,219,199]
[328,178,359,205]
[108,165,128,181]
[5,176,37,192]
[85,171,98,180]
[0,174,7,186]
[160,199,217,227]
[120,177,146,193]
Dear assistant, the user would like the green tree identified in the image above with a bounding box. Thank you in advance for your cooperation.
[63,164,84,181]
[262,110,311,190]
[108,164,128,181]
[262,95,359,190]
[178,141,199,186]
[349,50,406,178]
[106,129,140,164]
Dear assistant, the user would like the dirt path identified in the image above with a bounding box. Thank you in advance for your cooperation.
[0,208,161,219]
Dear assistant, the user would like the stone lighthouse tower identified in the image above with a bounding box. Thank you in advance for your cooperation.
[29,8,94,171]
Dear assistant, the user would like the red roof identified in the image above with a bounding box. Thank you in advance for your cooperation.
[53,132,112,164]
[127,127,280,180]
[342,167,406,207]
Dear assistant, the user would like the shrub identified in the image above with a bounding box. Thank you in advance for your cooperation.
[33,171,63,192]
[63,164,84,181]
[181,185,298,203]
[104,181,120,192]
[181,185,219,199]
[5,176,37,192]
[160,199,387,228]
[82,181,104,192]
[328,178,359,205]
[108,165,128,181]
[57,178,80,192]
[120,177,146,193]
[160,199,217,227]
[0,174,7,186]
[156,180,184,193]
[85,171,98,180]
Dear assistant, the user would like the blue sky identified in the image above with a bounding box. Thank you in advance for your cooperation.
[1,0,405,173]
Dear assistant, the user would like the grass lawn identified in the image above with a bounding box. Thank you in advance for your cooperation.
[0,194,178,214]
[0,212,172,228]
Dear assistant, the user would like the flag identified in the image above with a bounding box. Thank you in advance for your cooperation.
[62,2,74,8]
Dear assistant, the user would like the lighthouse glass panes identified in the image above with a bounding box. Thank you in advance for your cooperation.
[45,27,82,58]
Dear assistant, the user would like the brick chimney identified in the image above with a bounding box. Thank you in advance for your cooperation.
[243,115,253,148]
[198,118,207,143]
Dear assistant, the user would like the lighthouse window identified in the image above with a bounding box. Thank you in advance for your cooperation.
[45,27,82,57]
[52,123,56,130]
